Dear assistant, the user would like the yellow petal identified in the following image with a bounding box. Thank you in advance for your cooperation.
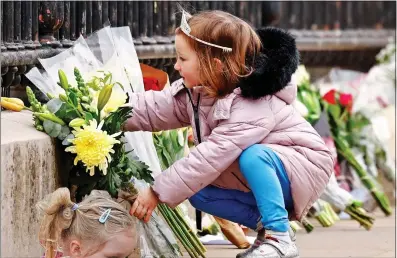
[65,146,76,153]
[74,157,79,166]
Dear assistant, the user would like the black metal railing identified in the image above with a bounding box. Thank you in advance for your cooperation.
[1,1,395,98]
[1,1,395,50]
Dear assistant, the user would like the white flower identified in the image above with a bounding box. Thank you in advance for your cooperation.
[292,65,311,87]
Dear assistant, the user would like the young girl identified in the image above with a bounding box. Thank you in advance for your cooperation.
[37,188,136,258]
[124,10,334,258]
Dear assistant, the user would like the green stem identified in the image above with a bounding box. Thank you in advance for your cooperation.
[156,205,184,256]
[344,202,375,230]
[301,218,314,233]
[174,206,206,255]
[316,212,333,227]
[158,204,199,258]
[175,207,206,252]
[34,112,66,125]
[165,205,202,258]
[157,205,186,256]
[334,136,392,216]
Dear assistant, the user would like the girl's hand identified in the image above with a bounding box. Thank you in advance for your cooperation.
[130,187,159,223]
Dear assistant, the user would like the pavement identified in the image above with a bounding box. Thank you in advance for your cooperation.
[185,211,396,258]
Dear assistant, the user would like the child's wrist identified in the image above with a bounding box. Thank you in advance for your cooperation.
[150,186,160,202]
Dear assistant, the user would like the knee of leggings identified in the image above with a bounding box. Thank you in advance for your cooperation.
[239,144,274,174]
[189,191,209,210]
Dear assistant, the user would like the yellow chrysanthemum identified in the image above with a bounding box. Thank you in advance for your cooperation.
[65,119,121,176]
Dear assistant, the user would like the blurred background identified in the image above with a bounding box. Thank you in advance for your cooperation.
[1,1,395,97]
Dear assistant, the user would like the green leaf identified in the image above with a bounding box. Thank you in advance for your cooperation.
[115,82,125,90]
[103,73,112,85]
[328,104,341,120]
[162,149,173,169]
[169,130,180,149]
[54,104,67,119]
[62,133,74,146]
[66,109,79,120]
[57,125,71,140]
[47,98,64,113]
[85,112,94,123]
[43,120,62,137]
[68,91,78,107]
[102,106,133,135]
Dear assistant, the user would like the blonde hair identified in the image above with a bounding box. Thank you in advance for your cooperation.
[176,10,262,98]
[37,188,136,258]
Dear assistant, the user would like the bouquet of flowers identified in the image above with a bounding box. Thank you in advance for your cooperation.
[291,66,378,229]
[23,25,203,258]
[292,65,322,125]
[25,69,153,199]
[322,88,392,217]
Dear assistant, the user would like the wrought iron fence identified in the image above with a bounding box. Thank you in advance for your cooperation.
[1,1,395,48]
[1,1,395,97]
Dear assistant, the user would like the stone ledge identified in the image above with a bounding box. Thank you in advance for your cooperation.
[1,111,59,257]
[1,111,50,145]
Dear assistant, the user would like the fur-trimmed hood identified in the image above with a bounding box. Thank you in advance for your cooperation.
[238,27,300,100]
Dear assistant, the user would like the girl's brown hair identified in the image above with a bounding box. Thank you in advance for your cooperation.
[37,188,136,258]
[176,10,262,98]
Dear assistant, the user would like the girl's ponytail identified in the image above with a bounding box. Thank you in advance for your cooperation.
[37,187,75,258]
[37,186,136,257]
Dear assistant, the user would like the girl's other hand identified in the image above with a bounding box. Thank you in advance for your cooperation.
[130,187,159,223]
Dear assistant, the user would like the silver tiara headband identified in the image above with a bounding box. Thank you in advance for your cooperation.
[180,11,232,53]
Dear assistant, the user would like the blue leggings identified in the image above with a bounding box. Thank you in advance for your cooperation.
[189,144,293,232]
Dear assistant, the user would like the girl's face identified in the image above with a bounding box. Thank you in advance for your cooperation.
[65,229,136,258]
[174,34,201,88]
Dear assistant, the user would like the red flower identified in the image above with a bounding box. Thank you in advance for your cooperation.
[323,89,337,104]
[323,89,353,111]
[339,93,353,107]
[143,77,161,91]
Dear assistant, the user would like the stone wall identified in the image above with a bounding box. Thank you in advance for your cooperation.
[1,111,59,257]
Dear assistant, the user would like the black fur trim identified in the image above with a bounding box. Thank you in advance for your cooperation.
[238,27,300,99]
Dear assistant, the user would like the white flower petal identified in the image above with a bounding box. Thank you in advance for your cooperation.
[97,120,105,130]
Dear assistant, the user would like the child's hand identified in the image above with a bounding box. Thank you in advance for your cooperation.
[130,187,159,223]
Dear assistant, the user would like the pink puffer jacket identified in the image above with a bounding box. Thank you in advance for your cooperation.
[125,27,334,221]
[124,78,333,221]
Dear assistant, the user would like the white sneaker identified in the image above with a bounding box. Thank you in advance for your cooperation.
[288,226,296,242]
[236,230,299,258]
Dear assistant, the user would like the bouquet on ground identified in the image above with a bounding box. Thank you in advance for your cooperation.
[322,88,392,216]
[291,66,378,229]
[320,137,375,230]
